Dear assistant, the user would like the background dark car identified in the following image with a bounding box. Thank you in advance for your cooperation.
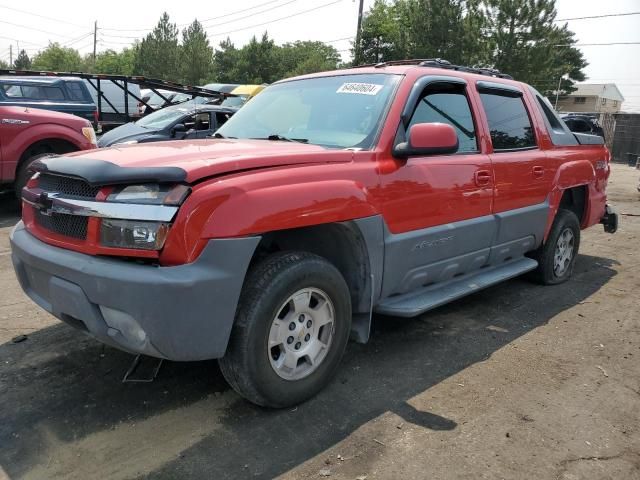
[0,76,97,126]
[97,103,236,147]
[561,114,605,138]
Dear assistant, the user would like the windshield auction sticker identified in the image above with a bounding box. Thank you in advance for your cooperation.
[336,83,383,95]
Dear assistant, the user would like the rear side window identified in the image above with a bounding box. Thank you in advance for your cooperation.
[536,96,563,130]
[2,84,23,97]
[408,85,478,153]
[67,82,86,101]
[479,92,536,151]
[43,87,65,100]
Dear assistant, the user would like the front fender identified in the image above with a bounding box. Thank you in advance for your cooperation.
[2,124,88,181]
[204,179,377,237]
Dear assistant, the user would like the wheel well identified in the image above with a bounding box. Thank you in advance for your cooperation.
[251,222,372,314]
[559,185,587,226]
[17,139,79,173]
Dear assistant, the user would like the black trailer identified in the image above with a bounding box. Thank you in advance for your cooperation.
[0,69,233,131]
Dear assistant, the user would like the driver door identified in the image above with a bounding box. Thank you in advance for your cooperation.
[183,112,213,139]
[378,79,494,298]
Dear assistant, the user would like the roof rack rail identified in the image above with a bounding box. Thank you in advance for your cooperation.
[356,58,513,80]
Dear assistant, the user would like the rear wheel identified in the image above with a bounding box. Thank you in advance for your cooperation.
[530,209,581,285]
[219,252,351,408]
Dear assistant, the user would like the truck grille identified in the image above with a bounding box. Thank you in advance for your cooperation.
[34,210,88,240]
[38,174,100,199]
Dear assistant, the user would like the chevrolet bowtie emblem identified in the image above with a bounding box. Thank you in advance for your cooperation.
[34,192,58,216]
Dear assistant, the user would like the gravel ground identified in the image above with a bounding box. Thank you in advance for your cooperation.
[0,163,638,480]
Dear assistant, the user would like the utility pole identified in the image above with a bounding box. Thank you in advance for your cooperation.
[354,0,364,65]
[93,21,98,65]
[9,45,12,67]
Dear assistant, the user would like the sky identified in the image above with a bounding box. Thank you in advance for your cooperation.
[0,0,639,111]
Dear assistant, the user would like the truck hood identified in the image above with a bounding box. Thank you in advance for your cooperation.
[61,139,353,183]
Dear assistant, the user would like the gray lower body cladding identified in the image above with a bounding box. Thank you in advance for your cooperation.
[10,222,260,361]
[379,202,549,298]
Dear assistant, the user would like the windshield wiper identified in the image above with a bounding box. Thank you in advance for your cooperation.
[213,132,236,139]
[254,134,308,144]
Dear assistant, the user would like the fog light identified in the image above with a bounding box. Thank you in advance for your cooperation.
[100,219,170,250]
[100,306,147,345]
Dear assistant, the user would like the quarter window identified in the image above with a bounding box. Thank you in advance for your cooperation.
[479,92,536,151]
[67,82,86,101]
[407,85,478,153]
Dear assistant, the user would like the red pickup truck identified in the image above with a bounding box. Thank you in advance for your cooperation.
[0,106,97,194]
[10,60,618,407]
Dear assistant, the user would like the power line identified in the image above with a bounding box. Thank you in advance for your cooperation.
[562,42,640,46]
[99,0,287,32]
[0,19,74,39]
[556,11,640,21]
[100,0,303,39]
[207,0,344,37]
[0,4,87,28]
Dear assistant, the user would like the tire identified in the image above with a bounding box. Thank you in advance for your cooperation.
[219,251,352,408]
[529,209,581,285]
[14,151,53,198]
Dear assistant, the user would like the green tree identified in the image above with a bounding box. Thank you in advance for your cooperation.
[277,41,341,77]
[234,32,278,83]
[133,12,180,80]
[31,43,83,71]
[0,59,8,69]
[212,37,240,83]
[483,0,586,93]
[356,0,405,64]
[181,20,213,85]
[93,47,137,75]
[13,49,32,69]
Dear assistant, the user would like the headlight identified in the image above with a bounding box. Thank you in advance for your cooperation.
[113,140,139,146]
[100,184,190,250]
[107,184,190,205]
[82,126,97,145]
[100,219,170,250]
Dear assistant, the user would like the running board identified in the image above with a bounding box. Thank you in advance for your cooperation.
[375,257,538,318]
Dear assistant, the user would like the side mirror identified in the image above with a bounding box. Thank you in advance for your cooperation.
[171,123,186,138]
[393,122,459,158]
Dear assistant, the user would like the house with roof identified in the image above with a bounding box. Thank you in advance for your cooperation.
[556,83,625,114]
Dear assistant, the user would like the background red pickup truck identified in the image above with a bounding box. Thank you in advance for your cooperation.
[10,61,618,407]
[0,106,96,195]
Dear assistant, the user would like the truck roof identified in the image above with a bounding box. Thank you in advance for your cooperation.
[278,62,526,91]
[0,76,83,85]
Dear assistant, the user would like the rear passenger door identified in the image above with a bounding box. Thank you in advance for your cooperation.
[477,82,551,212]
[476,82,551,252]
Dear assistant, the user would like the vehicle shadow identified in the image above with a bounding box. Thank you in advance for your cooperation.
[0,254,618,479]
[0,193,20,228]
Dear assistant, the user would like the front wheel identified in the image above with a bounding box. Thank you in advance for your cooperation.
[529,209,581,285]
[219,252,352,408]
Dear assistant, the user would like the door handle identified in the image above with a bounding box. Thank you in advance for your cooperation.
[474,170,491,186]
[533,166,545,178]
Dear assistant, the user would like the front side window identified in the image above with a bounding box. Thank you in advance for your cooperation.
[407,85,478,153]
[217,73,400,149]
[479,92,536,151]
